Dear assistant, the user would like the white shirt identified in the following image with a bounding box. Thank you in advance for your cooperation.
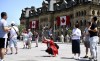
[72,28,81,40]
[10,26,19,38]
[0,19,8,38]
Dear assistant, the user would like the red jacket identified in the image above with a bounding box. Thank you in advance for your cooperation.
[42,39,58,56]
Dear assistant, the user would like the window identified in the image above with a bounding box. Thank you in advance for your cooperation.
[76,12,78,17]
[79,11,80,16]
[84,10,86,15]
[84,20,86,26]
[92,10,95,15]
[81,11,84,16]
[97,20,100,26]
[80,20,83,26]
[97,10,100,16]
[76,20,79,23]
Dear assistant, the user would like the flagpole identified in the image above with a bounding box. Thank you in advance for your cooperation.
[54,17,56,42]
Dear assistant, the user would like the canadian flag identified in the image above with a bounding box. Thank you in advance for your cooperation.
[32,21,36,28]
[60,16,66,25]
[57,16,70,26]
[30,20,39,29]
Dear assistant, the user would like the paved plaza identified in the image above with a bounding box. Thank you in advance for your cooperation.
[5,41,100,61]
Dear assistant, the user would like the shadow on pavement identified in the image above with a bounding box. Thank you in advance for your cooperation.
[19,60,37,61]
[61,57,74,59]
[61,57,90,61]
[40,50,45,51]
[78,58,90,61]
[35,55,55,57]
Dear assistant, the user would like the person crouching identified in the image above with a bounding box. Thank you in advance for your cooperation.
[42,36,58,57]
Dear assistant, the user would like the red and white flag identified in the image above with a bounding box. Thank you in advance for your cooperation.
[30,20,39,29]
[60,16,66,25]
[57,16,70,26]
[32,21,36,28]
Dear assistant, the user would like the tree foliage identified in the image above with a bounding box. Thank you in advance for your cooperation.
[18,24,25,35]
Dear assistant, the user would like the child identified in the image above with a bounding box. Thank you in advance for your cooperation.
[22,31,29,49]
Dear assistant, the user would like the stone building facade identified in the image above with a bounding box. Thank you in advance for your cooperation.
[20,0,100,39]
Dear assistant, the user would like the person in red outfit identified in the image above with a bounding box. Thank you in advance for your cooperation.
[42,36,58,57]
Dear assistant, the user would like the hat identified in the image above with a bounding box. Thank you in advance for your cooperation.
[11,21,15,24]
[11,21,15,26]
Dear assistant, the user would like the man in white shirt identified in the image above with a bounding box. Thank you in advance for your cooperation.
[9,21,19,54]
[0,12,11,61]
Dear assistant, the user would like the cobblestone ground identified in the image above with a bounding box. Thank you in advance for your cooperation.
[5,41,100,61]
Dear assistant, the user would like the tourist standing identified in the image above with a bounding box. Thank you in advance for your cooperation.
[71,23,81,60]
[48,27,53,37]
[34,31,39,47]
[65,34,70,43]
[27,29,33,49]
[9,21,19,54]
[89,16,99,61]
[60,34,64,43]
[0,12,11,61]
[22,31,29,48]
[83,22,91,58]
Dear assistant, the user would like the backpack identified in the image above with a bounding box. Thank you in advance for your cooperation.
[7,32,10,41]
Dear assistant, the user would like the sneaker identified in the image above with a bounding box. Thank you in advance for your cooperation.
[1,59,4,61]
[78,57,81,60]
[94,59,97,61]
[89,57,93,59]
[73,56,76,59]
[94,58,98,61]
[75,57,80,60]
[83,56,88,58]
[15,52,18,54]
[10,53,13,55]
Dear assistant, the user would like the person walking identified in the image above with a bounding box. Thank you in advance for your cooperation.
[34,31,39,47]
[27,29,33,49]
[89,16,99,61]
[83,22,91,58]
[5,32,10,55]
[9,21,19,54]
[0,12,11,61]
[71,23,81,60]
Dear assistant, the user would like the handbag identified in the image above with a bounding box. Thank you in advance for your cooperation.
[12,27,20,40]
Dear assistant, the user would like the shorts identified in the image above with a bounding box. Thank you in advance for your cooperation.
[0,38,7,48]
[84,40,90,48]
[9,38,18,47]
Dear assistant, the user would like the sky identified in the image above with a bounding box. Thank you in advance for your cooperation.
[0,0,43,25]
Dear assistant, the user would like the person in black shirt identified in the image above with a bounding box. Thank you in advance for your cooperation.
[89,16,99,61]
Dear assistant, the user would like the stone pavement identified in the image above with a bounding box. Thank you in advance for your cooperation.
[5,41,100,61]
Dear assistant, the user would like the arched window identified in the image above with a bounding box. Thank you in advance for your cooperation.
[97,10,100,16]
[76,12,78,17]
[76,20,79,23]
[92,10,95,15]
[79,11,81,16]
[84,20,86,26]
[82,11,84,16]
[80,20,83,26]
[84,10,86,15]
[97,20,100,26]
